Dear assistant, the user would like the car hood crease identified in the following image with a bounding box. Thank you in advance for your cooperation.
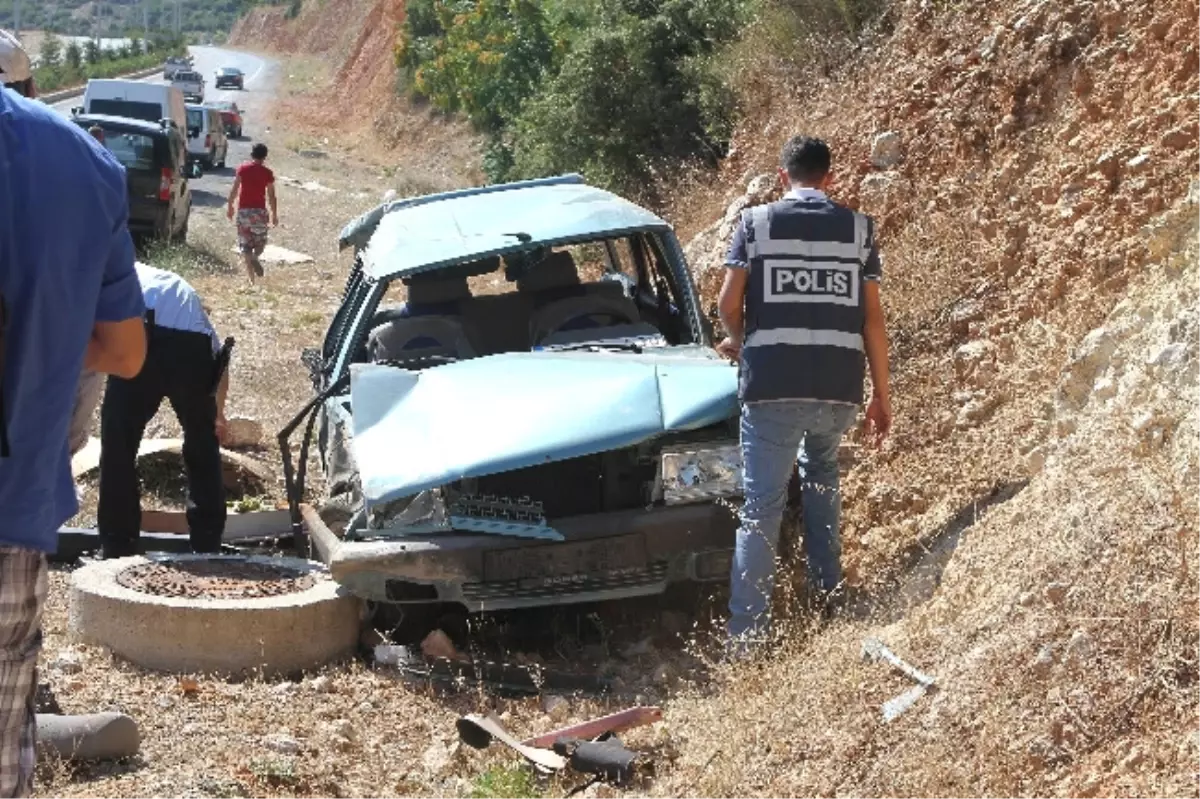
[349,351,738,507]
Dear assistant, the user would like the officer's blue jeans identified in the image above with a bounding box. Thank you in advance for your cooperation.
[728,399,857,648]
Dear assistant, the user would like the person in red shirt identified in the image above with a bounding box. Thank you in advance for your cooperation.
[225,143,278,283]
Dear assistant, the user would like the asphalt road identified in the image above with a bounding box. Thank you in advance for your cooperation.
[51,46,278,217]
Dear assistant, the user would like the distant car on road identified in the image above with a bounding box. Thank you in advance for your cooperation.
[214,67,245,90]
[162,55,191,80]
[211,100,244,138]
[170,69,205,103]
[185,104,229,170]
[70,114,192,243]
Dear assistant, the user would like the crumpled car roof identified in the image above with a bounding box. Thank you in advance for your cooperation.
[337,175,671,282]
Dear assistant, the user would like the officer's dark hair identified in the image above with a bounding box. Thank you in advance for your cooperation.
[4,78,32,98]
[251,143,268,160]
[780,135,832,183]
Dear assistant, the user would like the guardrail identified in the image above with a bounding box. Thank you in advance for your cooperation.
[38,65,163,106]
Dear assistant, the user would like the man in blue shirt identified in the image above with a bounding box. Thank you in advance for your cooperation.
[0,31,146,798]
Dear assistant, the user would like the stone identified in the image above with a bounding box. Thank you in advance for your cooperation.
[1179,730,1199,756]
[1018,591,1037,607]
[422,742,455,775]
[51,650,85,675]
[1092,377,1117,402]
[421,630,459,661]
[870,131,903,169]
[1026,446,1046,475]
[745,174,776,204]
[1126,153,1151,172]
[979,29,1001,60]
[1150,342,1188,370]
[1066,629,1094,662]
[1031,645,1054,676]
[1044,582,1070,606]
[310,675,334,694]
[1122,747,1146,770]
[956,398,992,428]
[223,417,264,449]
[271,681,298,696]
[541,694,569,722]
[381,189,398,203]
[262,734,301,755]
[330,719,356,742]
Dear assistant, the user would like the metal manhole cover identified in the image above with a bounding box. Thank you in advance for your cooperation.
[116,559,318,599]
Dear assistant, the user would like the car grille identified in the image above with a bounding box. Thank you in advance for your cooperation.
[461,562,669,603]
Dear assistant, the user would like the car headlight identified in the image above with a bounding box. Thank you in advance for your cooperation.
[659,443,743,505]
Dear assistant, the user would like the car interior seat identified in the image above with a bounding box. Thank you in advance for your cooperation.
[367,275,475,364]
[518,251,641,346]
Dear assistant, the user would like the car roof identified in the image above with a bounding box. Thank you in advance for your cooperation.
[355,175,671,281]
[220,67,242,72]
[71,114,170,135]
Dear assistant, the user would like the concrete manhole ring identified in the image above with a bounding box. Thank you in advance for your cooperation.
[70,554,362,677]
[116,559,318,599]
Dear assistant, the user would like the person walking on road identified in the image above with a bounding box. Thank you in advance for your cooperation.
[98,262,232,560]
[717,135,892,657]
[0,30,147,798]
[226,143,278,284]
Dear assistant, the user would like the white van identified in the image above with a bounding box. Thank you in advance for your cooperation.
[185,104,228,169]
[78,80,187,133]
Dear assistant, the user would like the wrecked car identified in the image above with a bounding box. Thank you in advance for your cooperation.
[282,174,744,612]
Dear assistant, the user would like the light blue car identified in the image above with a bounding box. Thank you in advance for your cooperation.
[282,174,745,613]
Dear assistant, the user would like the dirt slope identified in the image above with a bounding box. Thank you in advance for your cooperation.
[228,0,482,187]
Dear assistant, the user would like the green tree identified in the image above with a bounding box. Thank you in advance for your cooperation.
[84,38,102,65]
[64,41,84,70]
[39,33,63,67]
[129,37,144,57]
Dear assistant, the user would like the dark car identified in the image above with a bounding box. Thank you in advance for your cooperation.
[211,100,243,138]
[214,67,245,90]
[284,174,742,613]
[72,114,192,242]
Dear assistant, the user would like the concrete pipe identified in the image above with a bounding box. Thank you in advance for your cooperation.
[69,554,362,677]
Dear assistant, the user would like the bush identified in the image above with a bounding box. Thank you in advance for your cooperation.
[32,36,180,95]
[397,0,752,194]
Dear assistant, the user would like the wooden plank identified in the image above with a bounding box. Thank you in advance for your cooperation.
[140,509,293,539]
[71,437,273,487]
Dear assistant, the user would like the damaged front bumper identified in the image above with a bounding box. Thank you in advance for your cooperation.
[301,502,736,612]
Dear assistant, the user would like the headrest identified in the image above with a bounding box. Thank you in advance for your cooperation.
[516,250,580,292]
[404,276,471,305]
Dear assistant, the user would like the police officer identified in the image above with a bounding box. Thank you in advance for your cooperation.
[717,135,892,654]
[98,262,231,559]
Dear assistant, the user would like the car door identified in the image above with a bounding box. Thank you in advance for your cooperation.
[170,130,191,234]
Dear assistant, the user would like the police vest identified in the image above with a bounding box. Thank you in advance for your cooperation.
[740,196,876,404]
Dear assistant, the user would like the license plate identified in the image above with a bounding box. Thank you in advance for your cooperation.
[484,535,647,583]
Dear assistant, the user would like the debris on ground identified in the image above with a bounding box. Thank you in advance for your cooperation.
[227,244,315,265]
[861,637,939,722]
[553,736,641,786]
[522,706,663,748]
[457,713,567,771]
[36,712,140,762]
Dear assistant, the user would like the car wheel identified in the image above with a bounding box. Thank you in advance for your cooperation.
[217,148,226,168]
[201,156,213,170]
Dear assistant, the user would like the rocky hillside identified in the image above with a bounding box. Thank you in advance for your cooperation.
[667,0,1197,794]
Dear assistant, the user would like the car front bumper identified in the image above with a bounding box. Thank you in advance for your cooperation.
[302,502,738,612]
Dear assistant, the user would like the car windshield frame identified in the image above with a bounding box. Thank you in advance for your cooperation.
[74,122,164,172]
[219,68,243,75]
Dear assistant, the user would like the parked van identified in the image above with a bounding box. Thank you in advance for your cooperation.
[185,104,228,170]
[78,80,187,133]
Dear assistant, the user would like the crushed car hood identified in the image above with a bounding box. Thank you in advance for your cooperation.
[350,350,738,506]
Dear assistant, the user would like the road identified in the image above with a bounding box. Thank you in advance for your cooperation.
[50,46,277,218]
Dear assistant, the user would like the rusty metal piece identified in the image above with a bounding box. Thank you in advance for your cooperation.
[116,558,316,599]
[522,706,662,749]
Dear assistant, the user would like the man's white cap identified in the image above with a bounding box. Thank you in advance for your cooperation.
[0,29,31,84]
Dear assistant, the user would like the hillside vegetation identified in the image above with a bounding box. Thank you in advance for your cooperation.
[4,0,261,37]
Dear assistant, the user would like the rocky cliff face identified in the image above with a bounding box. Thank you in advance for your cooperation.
[660,1,1196,794]
[684,0,1197,588]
